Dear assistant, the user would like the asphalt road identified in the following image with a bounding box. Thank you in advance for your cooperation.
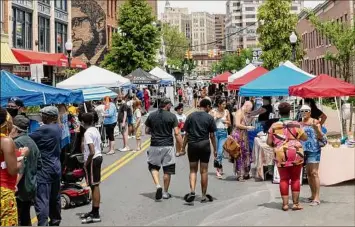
[31,107,355,226]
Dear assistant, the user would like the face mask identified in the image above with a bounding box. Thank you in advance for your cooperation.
[6,108,18,117]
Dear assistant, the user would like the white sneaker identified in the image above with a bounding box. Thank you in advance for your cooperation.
[163,192,172,199]
[106,150,115,155]
[120,147,130,152]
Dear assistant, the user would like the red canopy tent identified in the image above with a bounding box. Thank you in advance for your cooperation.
[289,74,355,97]
[211,71,232,84]
[227,67,268,90]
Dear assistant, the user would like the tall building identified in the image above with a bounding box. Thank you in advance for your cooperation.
[1,0,87,85]
[296,0,355,83]
[214,14,226,50]
[72,0,158,66]
[161,1,191,40]
[225,0,304,51]
[191,12,215,53]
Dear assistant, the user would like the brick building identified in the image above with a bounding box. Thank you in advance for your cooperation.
[71,0,158,66]
[296,0,355,83]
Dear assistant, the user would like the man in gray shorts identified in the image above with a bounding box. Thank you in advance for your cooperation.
[145,98,183,200]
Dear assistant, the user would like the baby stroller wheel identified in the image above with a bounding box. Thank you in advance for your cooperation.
[61,194,70,209]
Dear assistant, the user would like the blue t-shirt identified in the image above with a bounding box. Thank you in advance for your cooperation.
[301,125,321,153]
[29,123,62,183]
[103,102,118,125]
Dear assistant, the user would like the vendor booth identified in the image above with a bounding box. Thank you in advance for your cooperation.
[78,87,118,101]
[125,68,160,85]
[149,67,176,106]
[228,64,256,83]
[289,74,355,186]
[211,71,232,84]
[239,65,313,97]
[227,67,268,90]
[1,70,84,106]
[56,66,131,89]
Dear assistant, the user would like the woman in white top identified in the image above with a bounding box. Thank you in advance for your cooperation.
[210,98,231,179]
[174,103,186,153]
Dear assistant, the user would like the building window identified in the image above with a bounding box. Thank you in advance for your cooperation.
[55,0,67,11]
[55,22,67,53]
[200,19,205,27]
[246,22,255,26]
[39,0,50,4]
[12,7,32,50]
[245,7,255,11]
[291,6,298,11]
[245,14,256,19]
[38,16,50,52]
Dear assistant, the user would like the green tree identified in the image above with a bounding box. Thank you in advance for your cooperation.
[210,49,252,73]
[257,0,303,70]
[162,24,189,63]
[100,0,160,75]
[308,12,355,82]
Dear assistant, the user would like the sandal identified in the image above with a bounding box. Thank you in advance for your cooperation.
[282,204,289,211]
[292,203,303,211]
[310,200,320,206]
[201,194,213,203]
[184,192,195,203]
[236,176,245,182]
[306,197,314,203]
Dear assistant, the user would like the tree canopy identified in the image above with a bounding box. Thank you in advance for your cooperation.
[100,0,160,75]
[257,0,303,70]
[162,24,189,64]
[210,49,252,74]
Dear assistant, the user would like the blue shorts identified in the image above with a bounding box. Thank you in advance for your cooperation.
[128,116,133,125]
[305,151,321,164]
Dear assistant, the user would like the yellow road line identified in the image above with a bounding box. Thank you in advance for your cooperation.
[31,108,196,225]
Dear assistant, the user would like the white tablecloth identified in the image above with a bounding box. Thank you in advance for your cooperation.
[250,137,274,180]
[319,145,355,186]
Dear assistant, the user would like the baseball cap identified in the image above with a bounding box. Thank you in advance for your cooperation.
[40,106,59,116]
[161,98,172,105]
[13,115,30,131]
[8,97,24,107]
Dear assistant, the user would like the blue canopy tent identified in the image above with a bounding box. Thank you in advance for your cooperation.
[1,70,84,107]
[239,66,313,97]
[77,87,118,101]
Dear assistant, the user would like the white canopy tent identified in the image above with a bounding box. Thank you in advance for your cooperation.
[149,67,176,84]
[228,64,256,83]
[56,65,131,89]
[282,61,315,78]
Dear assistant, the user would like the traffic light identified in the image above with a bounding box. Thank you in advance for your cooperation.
[188,50,193,59]
[208,49,214,58]
[236,48,241,56]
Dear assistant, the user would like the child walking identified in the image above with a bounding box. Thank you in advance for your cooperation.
[132,100,142,151]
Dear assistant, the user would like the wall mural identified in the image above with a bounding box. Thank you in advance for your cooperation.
[71,0,107,65]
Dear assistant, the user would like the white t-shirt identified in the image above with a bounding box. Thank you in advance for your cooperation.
[176,114,187,135]
[95,104,105,125]
[187,87,193,96]
[83,127,102,161]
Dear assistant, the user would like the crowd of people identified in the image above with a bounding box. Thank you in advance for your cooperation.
[0,82,329,226]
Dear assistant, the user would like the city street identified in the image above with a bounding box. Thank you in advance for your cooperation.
[29,107,354,226]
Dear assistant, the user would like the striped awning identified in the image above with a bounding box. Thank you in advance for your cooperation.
[0,43,19,65]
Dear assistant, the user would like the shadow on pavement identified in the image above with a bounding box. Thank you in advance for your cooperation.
[257,202,282,210]
[140,192,186,201]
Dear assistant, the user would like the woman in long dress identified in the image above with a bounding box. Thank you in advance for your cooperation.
[232,101,254,181]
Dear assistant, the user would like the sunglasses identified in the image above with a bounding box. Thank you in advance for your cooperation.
[300,110,310,113]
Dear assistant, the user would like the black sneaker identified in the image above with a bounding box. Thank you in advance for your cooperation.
[155,187,163,200]
[81,213,101,224]
[80,212,92,219]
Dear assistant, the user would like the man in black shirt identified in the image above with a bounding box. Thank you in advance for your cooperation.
[180,99,217,203]
[145,98,183,200]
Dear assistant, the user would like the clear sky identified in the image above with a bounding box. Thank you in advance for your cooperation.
[157,0,325,17]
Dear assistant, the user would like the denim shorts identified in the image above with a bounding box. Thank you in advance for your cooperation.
[305,151,321,164]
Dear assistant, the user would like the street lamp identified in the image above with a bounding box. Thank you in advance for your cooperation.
[289,31,297,62]
[65,40,73,68]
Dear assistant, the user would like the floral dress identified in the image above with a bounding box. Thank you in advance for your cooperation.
[232,114,252,178]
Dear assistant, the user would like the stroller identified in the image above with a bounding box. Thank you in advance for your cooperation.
[60,131,91,209]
